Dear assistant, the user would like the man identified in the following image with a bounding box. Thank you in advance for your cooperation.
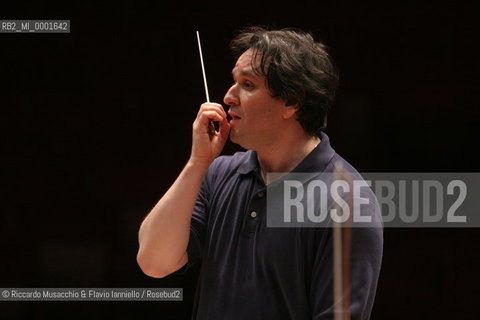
[137,26,383,319]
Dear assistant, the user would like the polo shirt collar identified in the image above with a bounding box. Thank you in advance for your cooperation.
[237,150,259,175]
[236,131,336,175]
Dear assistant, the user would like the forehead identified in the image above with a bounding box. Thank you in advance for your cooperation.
[232,49,262,77]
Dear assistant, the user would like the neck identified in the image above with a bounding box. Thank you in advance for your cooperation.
[256,131,320,184]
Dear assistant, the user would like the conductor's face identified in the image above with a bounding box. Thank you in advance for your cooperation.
[224,49,289,150]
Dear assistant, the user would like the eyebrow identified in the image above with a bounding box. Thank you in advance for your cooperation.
[231,68,258,78]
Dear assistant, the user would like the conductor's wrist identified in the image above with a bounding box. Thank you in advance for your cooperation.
[187,156,212,172]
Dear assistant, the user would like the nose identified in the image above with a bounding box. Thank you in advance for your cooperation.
[224,84,239,106]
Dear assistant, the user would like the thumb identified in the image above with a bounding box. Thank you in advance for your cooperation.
[218,118,231,140]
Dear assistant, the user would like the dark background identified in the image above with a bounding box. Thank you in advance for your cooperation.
[1,0,479,319]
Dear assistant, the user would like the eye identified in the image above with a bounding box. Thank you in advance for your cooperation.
[241,81,254,90]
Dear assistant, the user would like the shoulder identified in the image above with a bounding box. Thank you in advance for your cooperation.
[329,153,383,228]
[209,150,252,173]
[204,150,255,183]
[210,150,252,170]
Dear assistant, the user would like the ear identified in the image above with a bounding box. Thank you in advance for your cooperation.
[282,104,299,120]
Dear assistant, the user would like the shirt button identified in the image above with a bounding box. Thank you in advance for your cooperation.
[257,191,265,198]
[250,211,257,218]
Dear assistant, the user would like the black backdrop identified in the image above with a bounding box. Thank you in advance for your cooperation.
[1,1,479,319]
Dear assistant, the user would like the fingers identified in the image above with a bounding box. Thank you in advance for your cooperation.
[218,117,231,136]
[210,118,230,155]
[194,103,227,135]
[198,110,224,123]
[197,102,227,119]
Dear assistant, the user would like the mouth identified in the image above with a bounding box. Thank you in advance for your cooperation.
[228,111,242,121]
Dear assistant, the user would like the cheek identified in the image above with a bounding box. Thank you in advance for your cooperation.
[253,99,282,120]
[240,90,283,123]
[247,108,279,133]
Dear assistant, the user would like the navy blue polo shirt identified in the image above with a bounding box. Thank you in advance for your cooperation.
[185,132,383,320]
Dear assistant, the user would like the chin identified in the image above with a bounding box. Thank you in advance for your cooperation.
[229,133,240,145]
[229,133,249,149]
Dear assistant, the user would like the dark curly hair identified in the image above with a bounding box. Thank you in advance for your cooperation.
[230,26,339,135]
